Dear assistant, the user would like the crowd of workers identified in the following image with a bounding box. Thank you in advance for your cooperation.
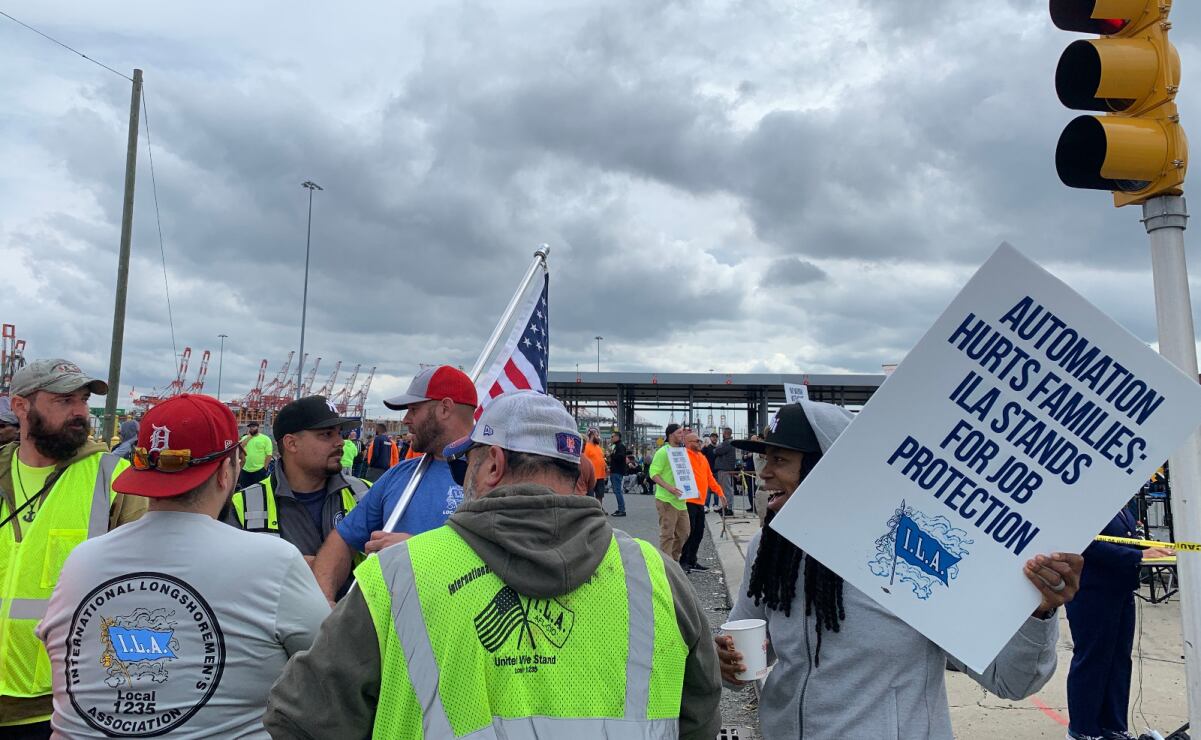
[0,355,1165,740]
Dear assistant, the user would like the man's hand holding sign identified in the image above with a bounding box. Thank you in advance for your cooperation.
[1025,552,1082,618]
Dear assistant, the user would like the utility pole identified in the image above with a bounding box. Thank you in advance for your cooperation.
[103,68,142,442]
[297,180,322,399]
[1143,195,1201,727]
[216,333,228,402]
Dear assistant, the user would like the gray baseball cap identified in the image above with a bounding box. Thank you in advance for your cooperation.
[443,390,582,463]
[10,359,109,398]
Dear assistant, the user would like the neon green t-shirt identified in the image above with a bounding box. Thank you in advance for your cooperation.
[341,439,357,469]
[240,433,274,472]
[10,457,55,513]
[649,445,686,511]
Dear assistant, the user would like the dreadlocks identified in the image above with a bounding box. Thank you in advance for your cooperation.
[746,450,845,666]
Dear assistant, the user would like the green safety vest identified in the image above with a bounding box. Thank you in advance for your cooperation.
[0,452,121,698]
[230,474,370,534]
[355,525,687,739]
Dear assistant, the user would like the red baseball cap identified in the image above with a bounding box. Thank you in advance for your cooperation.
[113,394,240,498]
[384,365,478,410]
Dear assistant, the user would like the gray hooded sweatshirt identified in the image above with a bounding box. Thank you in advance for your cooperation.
[266,482,722,739]
[727,400,1058,740]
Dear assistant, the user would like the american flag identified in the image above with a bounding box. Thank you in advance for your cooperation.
[476,269,549,417]
[474,586,528,653]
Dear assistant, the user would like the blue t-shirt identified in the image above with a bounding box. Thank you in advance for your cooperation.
[335,456,463,552]
[292,489,327,532]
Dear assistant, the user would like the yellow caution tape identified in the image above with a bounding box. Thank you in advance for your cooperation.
[1142,557,1177,564]
[1094,534,1201,553]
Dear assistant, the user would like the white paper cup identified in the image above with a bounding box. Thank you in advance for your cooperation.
[721,618,768,681]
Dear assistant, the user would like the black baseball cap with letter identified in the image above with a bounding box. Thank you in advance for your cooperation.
[732,403,820,455]
[272,396,359,441]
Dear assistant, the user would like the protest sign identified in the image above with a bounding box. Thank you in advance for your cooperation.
[667,447,699,500]
[770,243,1201,671]
[784,382,809,404]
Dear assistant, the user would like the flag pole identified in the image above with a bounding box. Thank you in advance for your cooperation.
[380,245,551,534]
[889,500,905,588]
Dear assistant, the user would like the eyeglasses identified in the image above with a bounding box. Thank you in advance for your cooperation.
[448,443,488,486]
[132,441,240,473]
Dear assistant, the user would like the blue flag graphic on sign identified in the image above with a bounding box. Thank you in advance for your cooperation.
[895,514,961,585]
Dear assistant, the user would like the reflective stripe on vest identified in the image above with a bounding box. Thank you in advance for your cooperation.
[1,451,120,697]
[233,475,369,534]
[357,527,685,739]
[241,482,273,533]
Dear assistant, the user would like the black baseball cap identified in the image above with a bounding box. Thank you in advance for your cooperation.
[273,396,358,441]
[732,403,820,455]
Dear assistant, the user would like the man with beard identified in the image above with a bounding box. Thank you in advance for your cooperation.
[650,423,690,562]
[239,420,274,488]
[266,390,722,740]
[312,365,476,602]
[226,396,369,595]
[0,359,147,737]
[714,402,1084,740]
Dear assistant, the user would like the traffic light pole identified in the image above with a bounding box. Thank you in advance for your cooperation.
[1143,194,1201,728]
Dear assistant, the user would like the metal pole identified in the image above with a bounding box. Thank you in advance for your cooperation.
[468,245,551,380]
[1143,194,1201,729]
[216,334,227,401]
[103,69,142,442]
[595,336,602,426]
[383,246,550,533]
[298,180,322,399]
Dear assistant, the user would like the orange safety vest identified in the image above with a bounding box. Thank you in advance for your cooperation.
[366,437,399,468]
[684,448,723,505]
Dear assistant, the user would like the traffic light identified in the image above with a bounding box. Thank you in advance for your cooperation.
[1051,0,1187,207]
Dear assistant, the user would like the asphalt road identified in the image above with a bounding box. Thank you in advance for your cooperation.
[603,485,761,739]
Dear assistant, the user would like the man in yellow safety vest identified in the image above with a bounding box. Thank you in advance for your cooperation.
[226,396,370,597]
[0,359,147,736]
[266,390,722,739]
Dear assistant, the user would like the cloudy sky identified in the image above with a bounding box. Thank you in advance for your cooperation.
[2,0,1198,419]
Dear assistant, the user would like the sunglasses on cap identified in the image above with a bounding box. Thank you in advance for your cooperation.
[131,441,241,473]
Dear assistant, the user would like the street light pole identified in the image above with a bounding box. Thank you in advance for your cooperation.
[298,180,323,399]
[594,336,603,427]
[216,333,228,402]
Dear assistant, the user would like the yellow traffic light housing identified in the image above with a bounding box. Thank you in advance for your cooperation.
[1051,0,1188,206]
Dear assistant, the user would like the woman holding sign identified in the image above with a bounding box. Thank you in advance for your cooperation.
[714,401,1084,739]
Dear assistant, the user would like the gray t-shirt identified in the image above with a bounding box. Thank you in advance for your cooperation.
[37,511,329,739]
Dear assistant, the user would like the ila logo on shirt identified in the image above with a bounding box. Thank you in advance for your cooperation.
[67,573,226,737]
[442,485,464,516]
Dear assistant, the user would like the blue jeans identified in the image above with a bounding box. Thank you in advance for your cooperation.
[609,473,626,513]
